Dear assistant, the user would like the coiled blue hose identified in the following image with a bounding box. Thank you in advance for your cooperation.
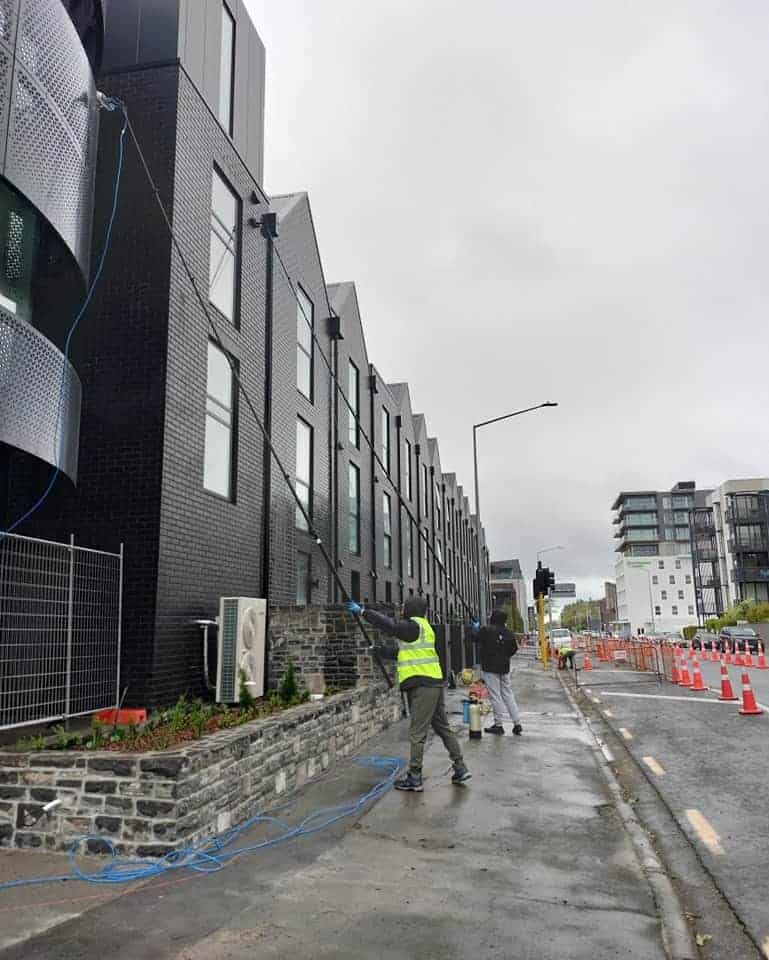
[0,756,402,892]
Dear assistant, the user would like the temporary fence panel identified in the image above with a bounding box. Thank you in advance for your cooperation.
[0,533,123,731]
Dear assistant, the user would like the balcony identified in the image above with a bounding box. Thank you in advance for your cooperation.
[733,565,769,583]
[729,535,769,554]
[726,506,767,525]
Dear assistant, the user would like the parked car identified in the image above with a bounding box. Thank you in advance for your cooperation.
[691,632,718,652]
[719,625,760,654]
[549,628,573,647]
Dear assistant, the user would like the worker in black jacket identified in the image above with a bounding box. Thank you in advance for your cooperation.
[476,609,522,735]
[345,596,471,792]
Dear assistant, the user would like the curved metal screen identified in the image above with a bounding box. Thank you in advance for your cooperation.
[0,308,81,481]
[0,0,98,282]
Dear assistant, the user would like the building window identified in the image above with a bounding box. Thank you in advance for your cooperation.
[675,560,681,569]
[381,407,390,474]
[210,168,240,322]
[385,581,392,603]
[652,575,658,585]
[404,439,412,499]
[685,575,692,584]
[688,605,695,615]
[348,462,360,555]
[435,483,441,531]
[406,518,414,577]
[296,418,312,531]
[423,465,429,515]
[436,539,443,588]
[383,492,392,568]
[654,606,662,616]
[219,4,235,135]
[351,570,361,603]
[661,590,667,600]
[296,552,310,606]
[347,360,359,447]
[423,528,430,584]
[204,341,235,499]
[297,284,314,400]
[678,590,685,600]
[675,527,690,540]
[658,561,665,569]
[672,605,679,615]
[669,575,675,584]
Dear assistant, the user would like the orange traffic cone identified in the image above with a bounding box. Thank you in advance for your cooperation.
[598,643,609,662]
[732,640,743,667]
[689,655,708,692]
[671,649,681,684]
[710,639,719,663]
[583,652,593,672]
[738,670,764,716]
[678,654,692,687]
[717,659,738,701]
[743,640,754,669]
[755,642,768,670]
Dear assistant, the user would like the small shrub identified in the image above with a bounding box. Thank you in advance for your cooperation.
[239,668,256,710]
[278,660,299,705]
[19,734,48,752]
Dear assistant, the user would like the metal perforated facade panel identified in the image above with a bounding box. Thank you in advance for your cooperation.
[0,0,98,281]
[0,309,81,480]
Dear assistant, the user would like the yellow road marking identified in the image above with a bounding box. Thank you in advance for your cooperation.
[602,709,613,718]
[619,727,633,740]
[761,935,769,958]
[642,756,666,776]
[685,809,725,855]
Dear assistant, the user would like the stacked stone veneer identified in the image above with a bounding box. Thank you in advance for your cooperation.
[0,684,400,856]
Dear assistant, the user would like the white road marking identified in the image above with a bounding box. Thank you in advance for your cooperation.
[602,709,614,718]
[642,756,666,776]
[619,727,633,740]
[600,691,725,704]
[591,697,602,704]
[685,809,725,855]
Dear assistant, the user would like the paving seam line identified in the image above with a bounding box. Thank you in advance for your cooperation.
[558,673,698,960]
[567,676,767,960]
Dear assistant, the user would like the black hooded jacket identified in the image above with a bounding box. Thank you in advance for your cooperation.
[477,609,518,675]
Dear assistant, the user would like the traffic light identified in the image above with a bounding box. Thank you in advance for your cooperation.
[533,563,556,598]
[547,568,556,593]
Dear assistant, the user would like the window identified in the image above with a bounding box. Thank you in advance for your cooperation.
[351,570,361,603]
[436,539,443,587]
[347,360,359,446]
[348,462,360,555]
[688,605,695,615]
[423,528,430,583]
[210,169,240,322]
[296,419,312,530]
[435,483,441,531]
[652,575,659,585]
[658,561,665,569]
[406,519,414,577]
[669,575,675,584]
[204,341,235,498]
[381,407,390,474]
[218,4,235,135]
[674,512,689,524]
[685,575,692,584]
[678,590,685,600]
[675,560,681,569]
[423,465,429,515]
[297,285,314,400]
[296,552,310,605]
[383,493,392,568]
[404,439,412,499]
[385,581,392,603]
[654,606,662,616]
[675,527,690,540]
[672,605,679,615]
[661,590,667,600]
[662,496,672,510]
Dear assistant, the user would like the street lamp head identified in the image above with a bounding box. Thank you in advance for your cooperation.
[542,402,558,407]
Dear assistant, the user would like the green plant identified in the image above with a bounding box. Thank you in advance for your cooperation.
[278,660,299,705]
[239,669,256,709]
[18,734,48,752]
[52,724,73,750]
[682,625,698,642]
[85,717,106,751]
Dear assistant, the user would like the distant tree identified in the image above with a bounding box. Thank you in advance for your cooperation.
[501,602,524,632]
[561,599,602,631]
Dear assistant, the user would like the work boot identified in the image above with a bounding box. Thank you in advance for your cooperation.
[451,763,472,784]
[394,772,423,792]
[512,724,523,736]
[485,723,505,735]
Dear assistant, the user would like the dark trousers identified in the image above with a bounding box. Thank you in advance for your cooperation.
[407,685,464,775]
[558,652,575,670]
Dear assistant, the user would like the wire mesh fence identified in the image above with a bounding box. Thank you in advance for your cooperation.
[0,533,122,730]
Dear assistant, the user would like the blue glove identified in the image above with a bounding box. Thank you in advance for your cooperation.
[346,601,363,616]
[471,619,480,630]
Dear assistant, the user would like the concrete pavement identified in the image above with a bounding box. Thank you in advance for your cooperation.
[0,661,682,959]
[572,661,768,959]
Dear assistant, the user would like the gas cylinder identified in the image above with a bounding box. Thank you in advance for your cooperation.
[469,702,482,739]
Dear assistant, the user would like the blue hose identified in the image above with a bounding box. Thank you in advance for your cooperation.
[0,756,402,892]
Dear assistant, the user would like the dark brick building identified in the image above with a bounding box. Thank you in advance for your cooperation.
[3,0,489,707]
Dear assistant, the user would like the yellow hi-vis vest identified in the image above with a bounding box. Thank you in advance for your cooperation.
[397,617,443,685]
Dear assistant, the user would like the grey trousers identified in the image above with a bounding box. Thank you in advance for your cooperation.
[407,685,464,775]
[482,671,522,726]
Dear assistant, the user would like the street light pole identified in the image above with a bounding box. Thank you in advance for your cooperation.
[473,402,558,625]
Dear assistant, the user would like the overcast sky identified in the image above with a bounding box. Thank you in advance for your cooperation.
[246,0,769,601]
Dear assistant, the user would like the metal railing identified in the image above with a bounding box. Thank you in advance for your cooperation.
[0,533,123,731]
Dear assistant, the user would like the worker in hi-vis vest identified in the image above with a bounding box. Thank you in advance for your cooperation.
[346,596,471,792]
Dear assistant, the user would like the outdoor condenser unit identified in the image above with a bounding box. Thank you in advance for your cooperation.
[216,597,266,703]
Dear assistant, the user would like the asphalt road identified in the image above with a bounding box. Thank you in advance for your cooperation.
[575,660,769,960]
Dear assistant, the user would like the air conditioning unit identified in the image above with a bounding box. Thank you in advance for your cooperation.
[216,597,266,703]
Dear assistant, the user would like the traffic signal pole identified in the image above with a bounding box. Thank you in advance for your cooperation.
[537,594,548,669]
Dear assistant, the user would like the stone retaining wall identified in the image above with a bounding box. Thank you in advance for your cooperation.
[0,684,400,856]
